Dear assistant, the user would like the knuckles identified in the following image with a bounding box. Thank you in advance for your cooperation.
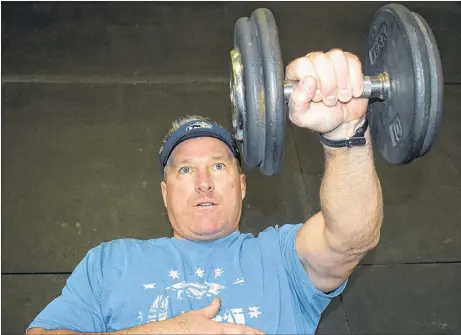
[344,51,361,64]
[288,49,362,76]
[287,49,363,101]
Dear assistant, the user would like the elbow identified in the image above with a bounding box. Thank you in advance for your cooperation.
[357,217,383,255]
[328,216,383,256]
[357,212,383,254]
[326,227,381,257]
[359,193,384,253]
[351,231,381,256]
[366,230,381,251]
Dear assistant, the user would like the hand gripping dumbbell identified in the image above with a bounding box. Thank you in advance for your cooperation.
[229,4,443,176]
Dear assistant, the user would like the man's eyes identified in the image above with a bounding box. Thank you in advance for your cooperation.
[178,163,226,174]
[178,167,192,174]
[213,163,226,171]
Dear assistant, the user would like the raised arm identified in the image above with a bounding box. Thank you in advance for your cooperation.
[286,49,384,293]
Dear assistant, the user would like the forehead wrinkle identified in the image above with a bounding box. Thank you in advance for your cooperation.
[171,144,233,164]
[212,154,233,161]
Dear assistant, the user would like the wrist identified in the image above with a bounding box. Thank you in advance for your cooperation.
[321,116,367,141]
[320,115,371,152]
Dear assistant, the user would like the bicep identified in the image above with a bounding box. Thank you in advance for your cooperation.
[296,212,364,293]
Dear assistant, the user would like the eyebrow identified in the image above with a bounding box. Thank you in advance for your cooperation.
[174,155,231,166]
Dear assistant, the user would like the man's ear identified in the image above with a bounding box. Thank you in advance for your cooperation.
[161,180,168,209]
[240,173,246,200]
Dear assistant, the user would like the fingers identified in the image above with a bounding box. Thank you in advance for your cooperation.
[290,76,317,109]
[285,56,316,81]
[286,57,321,102]
[222,324,265,334]
[288,76,316,128]
[310,52,338,106]
[345,52,364,98]
[200,296,221,319]
[286,55,322,102]
[285,49,364,105]
[194,297,265,335]
[327,49,351,102]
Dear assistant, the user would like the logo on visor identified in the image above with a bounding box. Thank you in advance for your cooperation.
[186,122,213,131]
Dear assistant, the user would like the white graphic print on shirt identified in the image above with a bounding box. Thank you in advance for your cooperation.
[139,266,262,326]
[148,295,169,322]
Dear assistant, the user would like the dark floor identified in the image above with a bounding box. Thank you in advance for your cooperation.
[2,2,461,334]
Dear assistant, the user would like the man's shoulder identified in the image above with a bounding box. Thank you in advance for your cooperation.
[257,223,304,237]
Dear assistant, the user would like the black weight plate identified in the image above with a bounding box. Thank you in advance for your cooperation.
[233,17,265,169]
[412,12,443,158]
[364,4,431,165]
[251,8,285,176]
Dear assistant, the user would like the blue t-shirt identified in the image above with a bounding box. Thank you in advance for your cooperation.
[27,224,347,334]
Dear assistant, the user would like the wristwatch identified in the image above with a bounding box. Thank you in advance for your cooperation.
[319,117,369,148]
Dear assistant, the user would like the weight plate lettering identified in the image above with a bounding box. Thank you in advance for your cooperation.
[364,4,431,165]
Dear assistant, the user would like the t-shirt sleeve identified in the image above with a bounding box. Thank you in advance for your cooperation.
[277,223,348,316]
[27,244,106,333]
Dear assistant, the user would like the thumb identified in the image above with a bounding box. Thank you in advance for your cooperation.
[288,76,317,128]
[199,296,221,319]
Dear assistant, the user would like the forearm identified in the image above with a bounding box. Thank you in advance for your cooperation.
[27,329,107,335]
[27,331,128,335]
[320,126,383,255]
[27,329,79,335]
[26,326,146,335]
[27,320,178,335]
[27,328,150,335]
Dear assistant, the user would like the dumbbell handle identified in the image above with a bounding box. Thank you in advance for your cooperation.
[283,72,390,102]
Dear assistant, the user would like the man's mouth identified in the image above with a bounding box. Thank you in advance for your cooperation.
[196,202,217,207]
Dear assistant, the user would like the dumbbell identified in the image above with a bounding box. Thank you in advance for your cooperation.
[229,3,443,176]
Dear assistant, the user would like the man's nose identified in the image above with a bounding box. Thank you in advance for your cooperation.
[195,169,214,192]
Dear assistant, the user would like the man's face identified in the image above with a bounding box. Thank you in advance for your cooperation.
[161,137,246,241]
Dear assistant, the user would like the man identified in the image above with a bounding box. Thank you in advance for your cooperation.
[27,49,383,334]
